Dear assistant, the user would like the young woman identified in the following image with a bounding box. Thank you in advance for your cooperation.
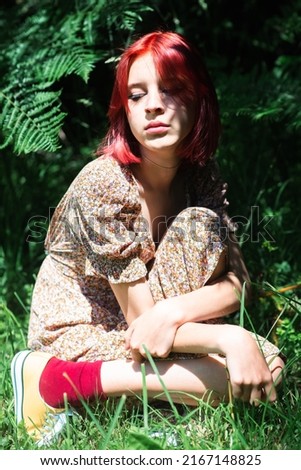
[11,31,284,446]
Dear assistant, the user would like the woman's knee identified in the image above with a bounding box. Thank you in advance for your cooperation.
[176,206,221,229]
[167,206,223,244]
[179,206,219,218]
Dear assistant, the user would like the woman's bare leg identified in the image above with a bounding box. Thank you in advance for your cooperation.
[101,356,228,406]
[101,354,284,407]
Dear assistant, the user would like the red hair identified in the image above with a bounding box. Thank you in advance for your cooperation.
[96,31,221,166]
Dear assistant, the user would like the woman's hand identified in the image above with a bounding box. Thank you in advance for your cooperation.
[124,300,182,362]
[221,326,277,405]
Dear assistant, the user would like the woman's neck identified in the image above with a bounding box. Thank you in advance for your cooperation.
[132,153,182,192]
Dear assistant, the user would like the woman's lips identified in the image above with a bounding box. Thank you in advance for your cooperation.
[145,122,169,134]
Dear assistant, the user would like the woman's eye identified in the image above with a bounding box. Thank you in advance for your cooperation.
[128,93,145,102]
[161,86,182,96]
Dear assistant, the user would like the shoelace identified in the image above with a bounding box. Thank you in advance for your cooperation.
[36,411,72,448]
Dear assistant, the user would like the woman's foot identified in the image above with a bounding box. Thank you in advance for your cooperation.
[11,350,69,447]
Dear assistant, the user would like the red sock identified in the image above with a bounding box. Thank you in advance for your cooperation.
[39,357,106,408]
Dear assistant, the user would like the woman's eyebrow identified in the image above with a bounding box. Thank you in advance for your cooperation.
[127,82,145,89]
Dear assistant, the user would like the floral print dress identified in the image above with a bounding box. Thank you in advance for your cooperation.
[28,156,279,362]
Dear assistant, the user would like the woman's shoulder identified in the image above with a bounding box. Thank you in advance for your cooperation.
[186,158,223,186]
[70,155,133,197]
[75,155,126,183]
[186,157,228,211]
[198,157,221,176]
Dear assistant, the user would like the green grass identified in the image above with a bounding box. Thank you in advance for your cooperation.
[1,294,301,451]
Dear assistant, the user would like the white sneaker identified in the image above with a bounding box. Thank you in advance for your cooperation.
[11,350,72,447]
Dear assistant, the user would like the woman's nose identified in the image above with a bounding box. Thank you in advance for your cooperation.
[145,90,165,114]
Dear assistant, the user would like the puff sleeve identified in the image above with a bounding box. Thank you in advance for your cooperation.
[47,157,155,283]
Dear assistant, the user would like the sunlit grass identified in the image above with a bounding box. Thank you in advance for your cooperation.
[1,295,301,451]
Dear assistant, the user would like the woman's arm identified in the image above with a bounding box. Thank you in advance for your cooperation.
[113,234,250,321]
[110,278,278,404]
[172,322,278,405]
[110,239,282,404]
[110,234,251,358]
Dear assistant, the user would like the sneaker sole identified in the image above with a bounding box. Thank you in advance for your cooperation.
[11,350,32,423]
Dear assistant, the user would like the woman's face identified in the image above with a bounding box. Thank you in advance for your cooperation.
[126,53,195,162]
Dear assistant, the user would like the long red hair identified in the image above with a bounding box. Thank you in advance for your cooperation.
[97,31,221,166]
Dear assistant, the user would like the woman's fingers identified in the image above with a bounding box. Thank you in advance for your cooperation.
[230,377,277,405]
[249,386,266,406]
[131,347,145,363]
[124,324,133,350]
[261,380,277,403]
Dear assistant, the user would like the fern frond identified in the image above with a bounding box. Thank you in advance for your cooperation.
[0,0,154,155]
[0,89,66,154]
[105,1,153,32]
[36,46,98,84]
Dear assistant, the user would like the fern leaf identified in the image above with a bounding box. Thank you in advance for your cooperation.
[0,89,66,154]
[36,46,98,84]
[0,0,155,155]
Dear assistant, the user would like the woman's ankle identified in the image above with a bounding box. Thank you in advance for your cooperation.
[39,357,106,407]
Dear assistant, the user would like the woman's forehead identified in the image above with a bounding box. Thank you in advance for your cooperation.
[128,53,157,85]
[127,51,184,87]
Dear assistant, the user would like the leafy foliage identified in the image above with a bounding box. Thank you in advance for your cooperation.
[0,0,152,154]
[0,88,66,154]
